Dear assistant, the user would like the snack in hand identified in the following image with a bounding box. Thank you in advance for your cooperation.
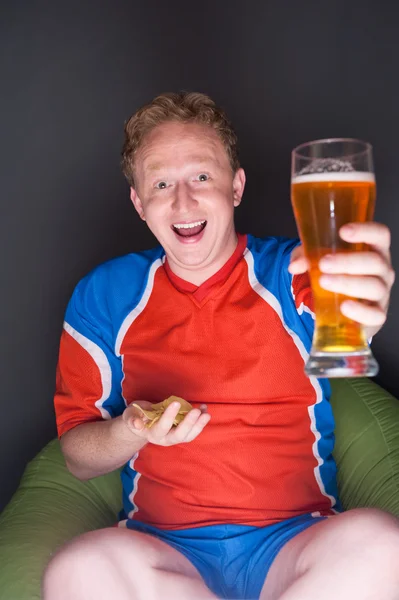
[132,396,193,428]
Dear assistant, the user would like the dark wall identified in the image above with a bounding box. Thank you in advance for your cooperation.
[1,0,398,511]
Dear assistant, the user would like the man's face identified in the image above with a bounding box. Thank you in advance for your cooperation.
[130,121,246,280]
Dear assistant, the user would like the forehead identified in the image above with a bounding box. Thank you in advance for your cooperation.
[137,122,228,172]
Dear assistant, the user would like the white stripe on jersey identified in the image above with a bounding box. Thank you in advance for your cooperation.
[114,259,163,516]
[63,321,112,420]
[244,250,336,508]
[127,452,142,518]
[290,280,316,320]
[115,259,163,357]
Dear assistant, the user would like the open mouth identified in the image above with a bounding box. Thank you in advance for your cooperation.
[171,220,207,238]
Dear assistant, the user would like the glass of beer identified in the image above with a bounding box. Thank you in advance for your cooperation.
[291,138,379,378]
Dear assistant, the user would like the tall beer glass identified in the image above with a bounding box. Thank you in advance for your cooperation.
[291,138,379,378]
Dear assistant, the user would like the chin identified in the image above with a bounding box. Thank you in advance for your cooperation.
[175,253,209,268]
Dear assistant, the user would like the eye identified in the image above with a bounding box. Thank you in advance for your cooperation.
[197,173,209,182]
[155,181,168,189]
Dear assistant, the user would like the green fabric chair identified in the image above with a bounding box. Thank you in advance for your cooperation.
[1,377,399,600]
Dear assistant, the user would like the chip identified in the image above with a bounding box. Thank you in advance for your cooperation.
[132,396,193,428]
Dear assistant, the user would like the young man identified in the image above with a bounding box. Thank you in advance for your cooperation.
[43,92,397,600]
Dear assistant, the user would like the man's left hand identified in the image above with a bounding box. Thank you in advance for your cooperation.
[288,222,396,339]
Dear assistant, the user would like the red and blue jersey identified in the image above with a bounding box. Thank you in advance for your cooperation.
[54,233,341,530]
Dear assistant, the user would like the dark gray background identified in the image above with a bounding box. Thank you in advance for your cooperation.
[1,0,398,511]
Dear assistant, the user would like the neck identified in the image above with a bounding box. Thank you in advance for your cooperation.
[166,233,239,286]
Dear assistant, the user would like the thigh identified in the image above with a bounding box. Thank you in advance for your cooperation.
[260,508,399,600]
[54,526,203,575]
[107,526,203,572]
[43,526,207,599]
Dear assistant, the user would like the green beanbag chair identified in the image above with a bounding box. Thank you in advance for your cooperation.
[1,377,399,600]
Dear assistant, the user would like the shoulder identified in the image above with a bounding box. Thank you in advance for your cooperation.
[66,245,165,327]
[245,234,300,276]
[77,245,164,298]
[246,233,300,257]
[241,233,302,304]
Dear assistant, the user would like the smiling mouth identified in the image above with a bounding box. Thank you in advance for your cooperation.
[171,220,207,237]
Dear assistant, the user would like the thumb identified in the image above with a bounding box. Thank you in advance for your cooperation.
[130,417,146,431]
[288,245,309,274]
[123,403,150,432]
[124,414,147,435]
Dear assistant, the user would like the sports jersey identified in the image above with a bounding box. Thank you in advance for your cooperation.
[54,233,340,531]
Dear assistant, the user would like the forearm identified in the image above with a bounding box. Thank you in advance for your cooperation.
[60,415,147,480]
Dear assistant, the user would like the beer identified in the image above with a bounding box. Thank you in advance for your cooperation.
[291,172,376,354]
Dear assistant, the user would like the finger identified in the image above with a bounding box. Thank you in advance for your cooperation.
[288,255,309,274]
[319,251,391,278]
[291,245,304,261]
[151,401,181,438]
[288,245,309,274]
[124,407,146,431]
[123,414,148,435]
[340,300,387,327]
[319,274,387,301]
[127,401,153,421]
[339,222,391,255]
[166,408,204,444]
[130,417,146,431]
[182,412,211,443]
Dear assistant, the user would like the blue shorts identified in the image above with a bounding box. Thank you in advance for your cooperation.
[124,513,327,599]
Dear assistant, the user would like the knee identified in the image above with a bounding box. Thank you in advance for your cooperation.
[42,532,100,598]
[44,528,146,571]
[42,529,151,598]
[340,508,399,567]
[343,508,399,540]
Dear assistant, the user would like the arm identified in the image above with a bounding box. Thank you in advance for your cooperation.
[60,416,147,481]
[54,267,135,480]
[61,400,210,481]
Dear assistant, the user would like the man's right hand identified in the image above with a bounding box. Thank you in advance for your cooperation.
[122,400,211,446]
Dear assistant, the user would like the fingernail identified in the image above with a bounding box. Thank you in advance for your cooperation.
[319,255,334,271]
[342,224,355,236]
[319,275,333,287]
[341,300,355,309]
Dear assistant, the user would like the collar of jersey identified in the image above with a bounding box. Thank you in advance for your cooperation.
[163,233,248,306]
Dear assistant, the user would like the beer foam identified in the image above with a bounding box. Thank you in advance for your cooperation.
[292,172,375,184]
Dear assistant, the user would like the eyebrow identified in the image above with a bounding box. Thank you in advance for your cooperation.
[145,157,213,173]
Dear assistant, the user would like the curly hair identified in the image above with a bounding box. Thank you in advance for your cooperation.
[121,91,240,187]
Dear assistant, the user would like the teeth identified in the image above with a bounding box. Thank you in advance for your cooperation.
[173,220,206,229]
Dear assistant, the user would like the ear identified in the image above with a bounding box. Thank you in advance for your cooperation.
[232,168,246,207]
[130,187,146,221]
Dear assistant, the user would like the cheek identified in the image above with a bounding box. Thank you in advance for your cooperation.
[215,188,236,212]
[203,183,234,205]
[143,201,169,229]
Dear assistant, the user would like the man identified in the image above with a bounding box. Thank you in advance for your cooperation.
[43,92,397,600]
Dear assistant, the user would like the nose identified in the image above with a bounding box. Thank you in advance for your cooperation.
[171,182,199,213]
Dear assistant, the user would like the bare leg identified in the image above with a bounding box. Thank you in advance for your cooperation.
[260,508,399,600]
[42,527,218,600]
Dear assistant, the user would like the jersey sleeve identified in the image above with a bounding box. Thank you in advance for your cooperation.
[54,268,126,438]
[286,246,316,343]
